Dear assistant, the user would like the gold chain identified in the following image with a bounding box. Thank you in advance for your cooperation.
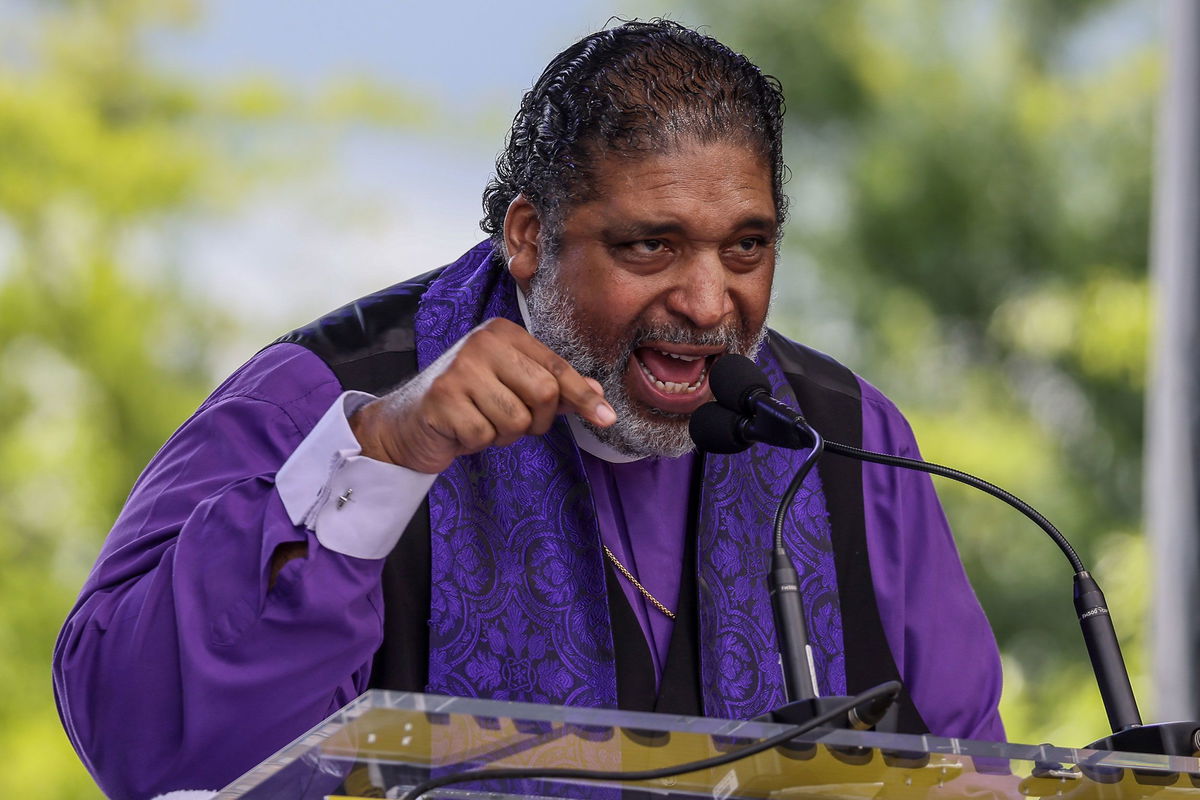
[602,545,676,620]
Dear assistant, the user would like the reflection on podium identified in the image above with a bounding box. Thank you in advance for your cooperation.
[218,691,1200,800]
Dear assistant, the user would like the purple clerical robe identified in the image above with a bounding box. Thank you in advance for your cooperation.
[53,279,1003,800]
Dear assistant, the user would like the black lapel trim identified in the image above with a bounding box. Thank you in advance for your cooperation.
[768,333,929,734]
[654,486,702,716]
[274,266,444,396]
[277,268,446,692]
[369,502,431,691]
[607,559,658,711]
[606,514,701,715]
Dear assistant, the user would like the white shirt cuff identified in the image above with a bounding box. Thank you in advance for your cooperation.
[276,391,437,560]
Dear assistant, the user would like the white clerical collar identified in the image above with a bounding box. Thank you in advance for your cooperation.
[514,285,644,464]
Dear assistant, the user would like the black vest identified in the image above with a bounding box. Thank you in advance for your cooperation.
[278,266,929,733]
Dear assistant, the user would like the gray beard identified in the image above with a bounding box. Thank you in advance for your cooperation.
[525,260,767,459]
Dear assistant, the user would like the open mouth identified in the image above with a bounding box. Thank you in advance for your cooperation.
[628,346,722,412]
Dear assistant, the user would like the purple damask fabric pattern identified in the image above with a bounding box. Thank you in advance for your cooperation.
[417,243,618,708]
[416,242,844,718]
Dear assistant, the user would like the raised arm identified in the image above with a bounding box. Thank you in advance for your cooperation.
[54,323,617,798]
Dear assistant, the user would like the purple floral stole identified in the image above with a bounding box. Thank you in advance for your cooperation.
[416,243,846,719]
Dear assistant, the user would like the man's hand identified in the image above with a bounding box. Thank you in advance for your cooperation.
[350,318,616,473]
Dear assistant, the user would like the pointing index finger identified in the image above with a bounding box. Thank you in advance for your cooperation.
[521,339,616,427]
[551,356,617,427]
[581,377,616,426]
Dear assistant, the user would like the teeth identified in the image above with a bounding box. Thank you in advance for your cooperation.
[637,358,708,394]
[656,349,702,362]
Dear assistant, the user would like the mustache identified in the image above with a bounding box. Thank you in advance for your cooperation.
[626,320,758,354]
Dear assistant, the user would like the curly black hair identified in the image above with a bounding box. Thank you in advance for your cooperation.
[481,19,788,256]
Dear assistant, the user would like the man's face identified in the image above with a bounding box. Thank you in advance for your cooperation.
[525,141,777,457]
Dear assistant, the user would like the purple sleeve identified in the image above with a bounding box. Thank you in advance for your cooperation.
[53,343,387,799]
[858,377,1006,742]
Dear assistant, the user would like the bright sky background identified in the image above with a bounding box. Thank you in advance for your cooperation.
[144,0,704,368]
[152,0,659,105]
[131,0,1157,373]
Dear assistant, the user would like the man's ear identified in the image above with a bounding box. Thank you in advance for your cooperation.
[503,195,540,293]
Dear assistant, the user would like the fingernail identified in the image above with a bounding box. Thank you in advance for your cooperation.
[595,403,616,425]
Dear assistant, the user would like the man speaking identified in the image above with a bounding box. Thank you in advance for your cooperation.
[54,19,1004,799]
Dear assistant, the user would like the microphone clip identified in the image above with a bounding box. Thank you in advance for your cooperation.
[741,393,814,451]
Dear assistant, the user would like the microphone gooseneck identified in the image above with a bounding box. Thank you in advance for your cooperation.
[769,421,825,703]
[820,437,1086,574]
[696,354,1146,740]
[705,357,1088,571]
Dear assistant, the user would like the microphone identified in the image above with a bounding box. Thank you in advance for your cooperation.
[688,402,753,453]
[708,352,771,411]
[690,387,903,730]
[687,398,899,731]
[709,355,812,449]
[693,358,835,725]
[689,399,813,454]
[693,355,1200,756]
[691,354,818,452]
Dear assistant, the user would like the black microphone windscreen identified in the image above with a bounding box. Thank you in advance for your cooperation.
[710,354,771,413]
[689,402,752,454]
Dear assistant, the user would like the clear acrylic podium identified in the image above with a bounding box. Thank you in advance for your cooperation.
[217,690,1200,799]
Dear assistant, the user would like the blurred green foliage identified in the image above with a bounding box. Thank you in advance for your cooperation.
[695,0,1158,745]
[0,3,431,795]
[0,1,242,795]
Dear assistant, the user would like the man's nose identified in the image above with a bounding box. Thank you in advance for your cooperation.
[666,251,734,328]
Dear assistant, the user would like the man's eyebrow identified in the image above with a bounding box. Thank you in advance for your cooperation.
[601,216,778,240]
[736,215,778,233]
[601,221,687,240]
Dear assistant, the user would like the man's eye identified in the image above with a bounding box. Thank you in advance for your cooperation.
[736,237,765,253]
[631,239,664,254]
